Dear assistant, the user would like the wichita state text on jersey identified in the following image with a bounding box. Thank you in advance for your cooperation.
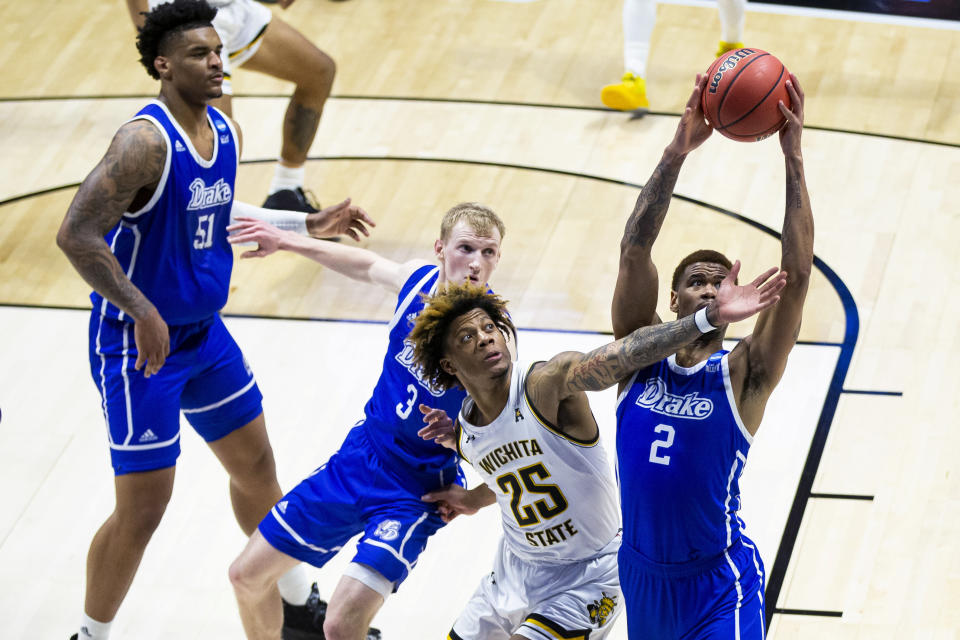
[457,361,621,563]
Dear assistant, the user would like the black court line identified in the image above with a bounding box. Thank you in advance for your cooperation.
[0,155,859,634]
[841,389,903,397]
[0,93,957,149]
[809,492,874,500]
[774,608,844,618]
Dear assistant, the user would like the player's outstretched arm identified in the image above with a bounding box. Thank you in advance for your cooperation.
[533,263,786,402]
[230,198,375,241]
[421,484,497,524]
[227,216,422,293]
[56,120,170,377]
[736,74,813,410]
[612,74,714,339]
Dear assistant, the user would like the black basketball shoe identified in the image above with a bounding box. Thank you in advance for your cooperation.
[263,187,320,214]
[282,582,327,640]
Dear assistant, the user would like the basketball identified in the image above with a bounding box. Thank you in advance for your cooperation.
[701,48,791,142]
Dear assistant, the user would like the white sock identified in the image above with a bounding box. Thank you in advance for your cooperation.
[269,164,305,195]
[277,564,313,606]
[77,613,111,640]
[717,0,746,43]
[623,0,657,77]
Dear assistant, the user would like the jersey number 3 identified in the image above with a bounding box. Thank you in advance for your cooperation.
[649,423,675,466]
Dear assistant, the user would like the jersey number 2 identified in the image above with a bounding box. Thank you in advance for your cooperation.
[649,424,675,466]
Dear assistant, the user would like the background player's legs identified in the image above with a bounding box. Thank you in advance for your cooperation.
[323,575,385,640]
[242,17,336,212]
[83,467,176,631]
[601,0,656,111]
[230,530,301,640]
[716,0,746,56]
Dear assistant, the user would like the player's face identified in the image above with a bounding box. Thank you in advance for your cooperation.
[442,308,511,385]
[670,261,730,320]
[159,26,224,102]
[435,222,501,286]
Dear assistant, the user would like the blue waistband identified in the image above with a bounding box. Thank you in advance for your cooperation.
[619,537,743,578]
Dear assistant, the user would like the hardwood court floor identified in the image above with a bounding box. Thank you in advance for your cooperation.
[0,1,958,638]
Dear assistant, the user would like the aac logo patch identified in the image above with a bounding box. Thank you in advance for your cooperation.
[374,519,401,541]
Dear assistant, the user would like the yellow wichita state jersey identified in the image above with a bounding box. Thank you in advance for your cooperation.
[457,361,621,563]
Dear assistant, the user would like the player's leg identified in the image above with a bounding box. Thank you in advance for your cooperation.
[513,550,623,640]
[82,468,175,630]
[716,0,746,57]
[694,538,766,639]
[207,412,282,533]
[241,15,336,212]
[322,574,386,640]
[602,0,656,111]
[448,539,524,640]
[229,529,302,640]
[77,314,190,639]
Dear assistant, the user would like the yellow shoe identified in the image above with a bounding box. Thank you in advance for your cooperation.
[601,73,649,111]
[716,41,745,57]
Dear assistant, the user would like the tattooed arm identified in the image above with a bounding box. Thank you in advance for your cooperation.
[529,263,787,412]
[731,74,813,423]
[56,120,170,376]
[612,74,714,339]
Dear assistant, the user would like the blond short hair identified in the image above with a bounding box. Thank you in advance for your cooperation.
[439,202,506,242]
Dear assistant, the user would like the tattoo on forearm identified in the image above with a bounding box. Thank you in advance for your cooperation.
[286,101,320,155]
[568,316,698,392]
[623,157,683,249]
[786,173,804,210]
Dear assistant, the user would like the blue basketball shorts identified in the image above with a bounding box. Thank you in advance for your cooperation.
[258,423,457,588]
[88,312,264,475]
[619,536,766,639]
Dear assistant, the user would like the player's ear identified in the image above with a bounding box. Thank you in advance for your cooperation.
[440,357,456,377]
[669,290,679,314]
[154,55,171,79]
[434,238,444,261]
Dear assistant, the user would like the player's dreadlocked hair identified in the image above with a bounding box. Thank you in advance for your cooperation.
[671,249,735,291]
[410,282,515,392]
[136,0,218,80]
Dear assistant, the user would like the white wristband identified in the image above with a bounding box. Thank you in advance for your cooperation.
[230,200,309,235]
[694,307,717,333]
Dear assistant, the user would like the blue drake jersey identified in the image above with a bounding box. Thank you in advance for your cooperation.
[615,351,753,564]
[91,100,239,325]
[362,265,468,492]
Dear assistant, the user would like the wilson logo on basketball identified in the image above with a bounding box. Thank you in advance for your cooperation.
[635,377,714,419]
[707,48,757,94]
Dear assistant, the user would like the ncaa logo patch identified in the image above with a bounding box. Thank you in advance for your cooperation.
[215,120,227,131]
[374,520,402,541]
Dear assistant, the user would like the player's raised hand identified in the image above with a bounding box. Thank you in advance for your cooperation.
[668,74,714,156]
[707,261,787,326]
[778,73,804,157]
[305,198,376,242]
[417,404,456,449]
[133,307,170,378]
[226,217,287,258]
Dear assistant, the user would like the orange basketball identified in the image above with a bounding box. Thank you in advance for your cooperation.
[701,48,790,142]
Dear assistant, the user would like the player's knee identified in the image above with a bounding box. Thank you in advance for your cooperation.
[232,443,279,489]
[115,500,169,542]
[322,608,362,640]
[228,553,268,596]
[299,49,336,94]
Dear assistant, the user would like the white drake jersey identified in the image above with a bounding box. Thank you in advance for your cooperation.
[457,362,621,564]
